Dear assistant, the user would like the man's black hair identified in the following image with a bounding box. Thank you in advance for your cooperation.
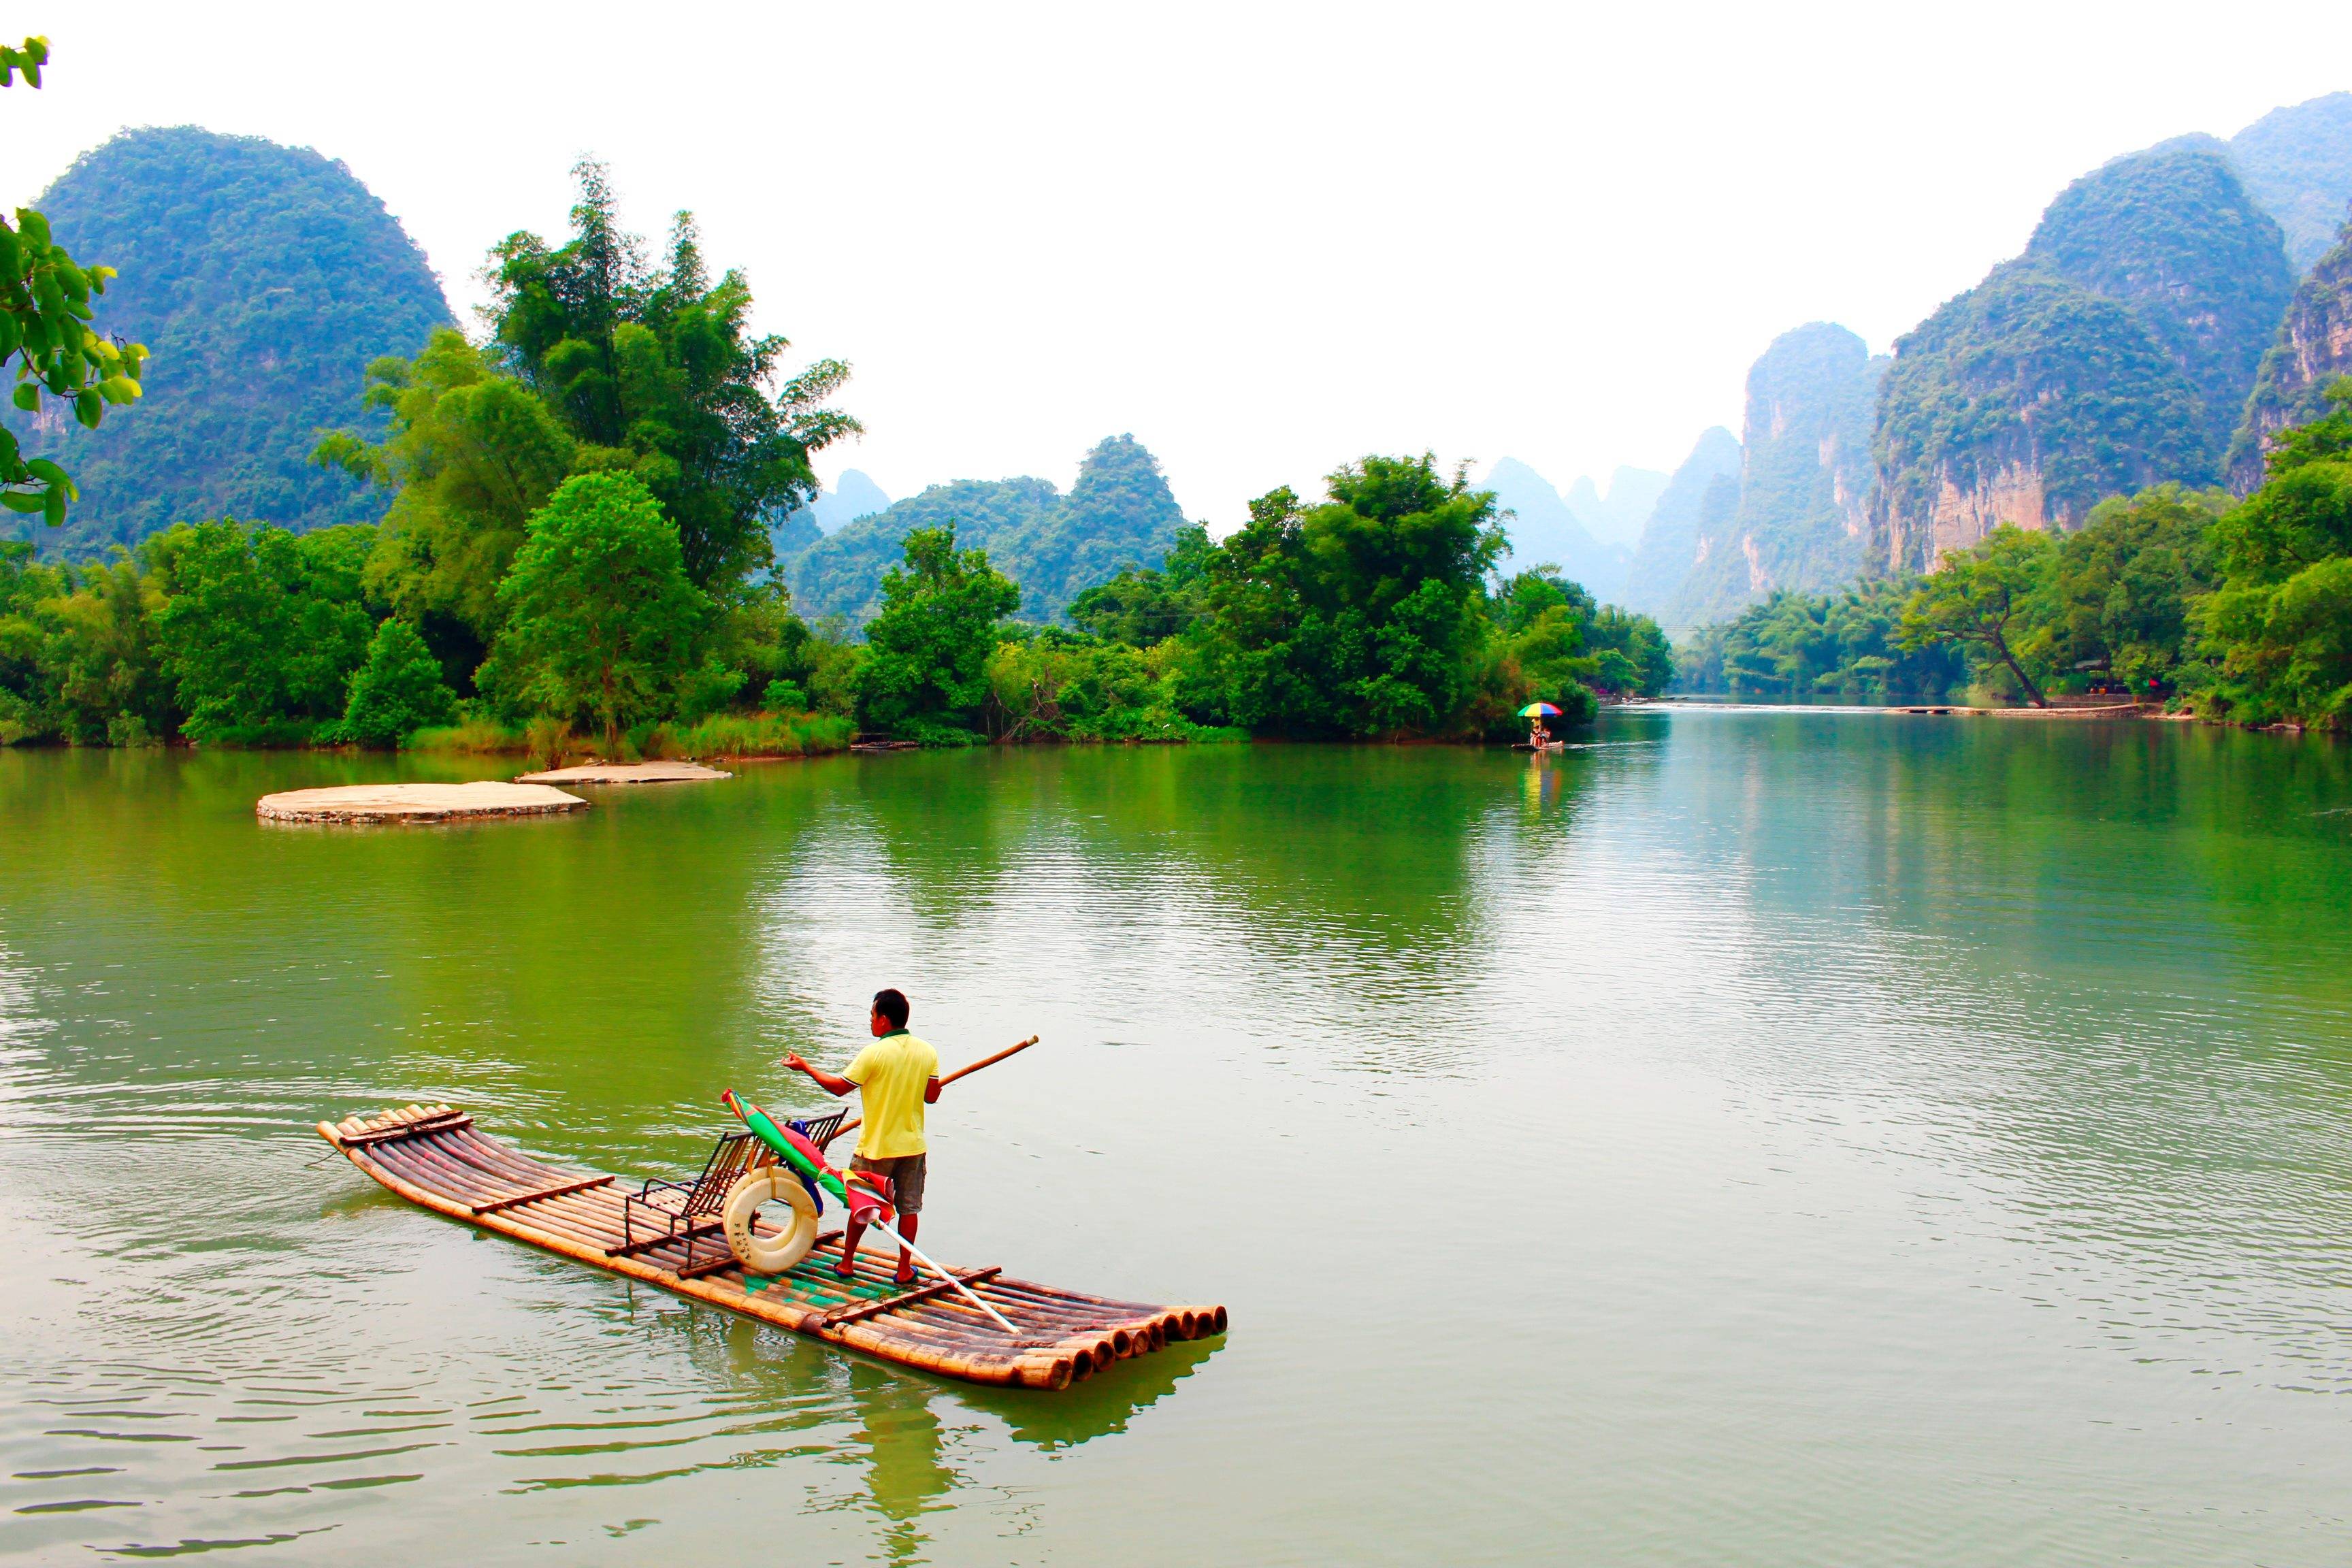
[872,988,911,1028]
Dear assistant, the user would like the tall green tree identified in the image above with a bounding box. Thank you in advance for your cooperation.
[1,37,148,527]
[855,524,1020,740]
[1176,455,1504,736]
[487,163,859,590]
[339,617,457,747]
[314,328,576,683]
[1490,567,1599,718]
[148,521,376,740]
[2198,380,2352,725]
[1585,605,1675,698]
[1899,526,2057,705]
[1068,523,1213,645]
[2040,485,2224,690]
[479,471,709,755]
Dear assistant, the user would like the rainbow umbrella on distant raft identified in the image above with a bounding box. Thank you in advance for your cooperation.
[1518,702,1561,717]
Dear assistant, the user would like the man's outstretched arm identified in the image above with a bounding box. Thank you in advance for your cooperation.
[783,1053,857,1098]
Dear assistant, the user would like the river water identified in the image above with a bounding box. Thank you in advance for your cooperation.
[2,715,2349,1565]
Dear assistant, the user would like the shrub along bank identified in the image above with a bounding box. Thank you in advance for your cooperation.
[0,451,1674,752]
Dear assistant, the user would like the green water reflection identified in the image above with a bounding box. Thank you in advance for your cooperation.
[3,719,2351,1565]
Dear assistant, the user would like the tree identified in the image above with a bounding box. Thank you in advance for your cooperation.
[1175,455,1505,736]
[1898,526,2057,705]
[2195,382,2352,725]
[1,37,148,528]
[487,163,858,590]
[1068,523,1213,645]
[37,555,173,743]
[855,524,1020,740]
[149,521,376,740]
[1489,567,1599,717]
[2041,485,2223,688]
[340,617,456,747]
[480,471,708,755]
[1585,606,1674,698]
[314,329,576,683]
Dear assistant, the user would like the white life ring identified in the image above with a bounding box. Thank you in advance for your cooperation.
[723,1165,820,1274]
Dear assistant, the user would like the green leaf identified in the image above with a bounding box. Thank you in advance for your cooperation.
[0,491,44,514]
[73,387,100,427]
[10,384,35,412]
[25,457,67,485]
[42,485,63,527]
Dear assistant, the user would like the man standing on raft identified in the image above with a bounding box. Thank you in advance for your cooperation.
[781,987,938,1286]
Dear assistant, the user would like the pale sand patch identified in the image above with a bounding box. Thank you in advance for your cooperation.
[512,761,733,784]
[255,781,589,824]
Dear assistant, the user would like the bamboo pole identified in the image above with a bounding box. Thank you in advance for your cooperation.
[856,1212,1019,1334]
[821,1034,1041,1149]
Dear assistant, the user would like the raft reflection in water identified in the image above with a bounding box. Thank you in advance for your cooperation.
[610,1279,1218,1563]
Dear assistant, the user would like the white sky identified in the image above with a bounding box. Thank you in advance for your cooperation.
[5,1,2350,525]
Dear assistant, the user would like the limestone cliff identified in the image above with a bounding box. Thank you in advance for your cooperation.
[1869,141,2285,571]
[3,127,452,555]
[1562,467,1668,551]
[1869,267,2204,571]
[2228,216,2352,485]
[1667,323,1882,627]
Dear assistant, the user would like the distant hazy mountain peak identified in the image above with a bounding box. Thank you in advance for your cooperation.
[1619,427,1742,627]
[1478,457,1629,601]
[2227,91,2352,273]
[819,469,891,532]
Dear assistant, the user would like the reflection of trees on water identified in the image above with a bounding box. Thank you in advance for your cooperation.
[840,744,1577,987]
[0,748,841,1177]
[1630,714,2352,1375]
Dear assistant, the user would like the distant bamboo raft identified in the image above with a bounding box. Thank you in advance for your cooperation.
[318,1104,1226,1391]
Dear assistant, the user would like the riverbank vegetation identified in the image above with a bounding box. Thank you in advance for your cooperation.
[947,453,1673,745]
[1676,382,2352,728]
[0,156,1675,753]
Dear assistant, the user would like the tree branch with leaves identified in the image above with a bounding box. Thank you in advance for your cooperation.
[1897,525,2055,706]
[1,37,148,529]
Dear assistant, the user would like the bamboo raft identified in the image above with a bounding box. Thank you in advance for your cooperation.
[318,1104,1226,1391]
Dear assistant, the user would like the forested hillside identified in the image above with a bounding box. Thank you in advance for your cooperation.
[1667,323,1882,627]
[2025,140,2293,459]
[2227,92,2352,272]
[1869,142,2288,572]
[3,128,451,555]
[2230,215,2352,484]
[786,435,1188,625]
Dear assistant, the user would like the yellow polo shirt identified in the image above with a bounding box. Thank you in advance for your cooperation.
[844,1030,939,1158]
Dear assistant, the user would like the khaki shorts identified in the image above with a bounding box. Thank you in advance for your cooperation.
[851,1152,927,1215]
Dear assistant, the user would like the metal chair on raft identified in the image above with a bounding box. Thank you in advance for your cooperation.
[614,1108,847,1279]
